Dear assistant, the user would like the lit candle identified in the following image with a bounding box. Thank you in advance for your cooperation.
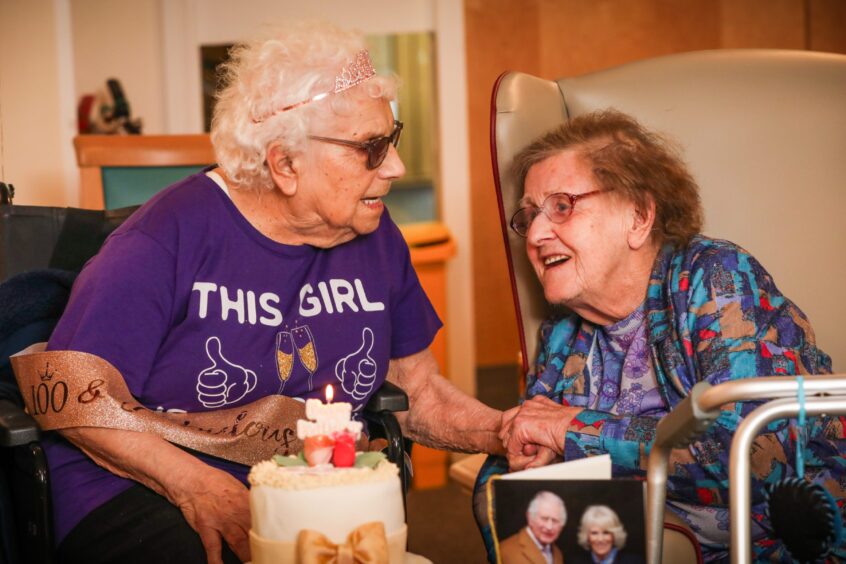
[299,387,362,440]
[297,384,363,467]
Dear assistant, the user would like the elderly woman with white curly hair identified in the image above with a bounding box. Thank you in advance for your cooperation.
[574,506,642,564]
[42,22,503,564]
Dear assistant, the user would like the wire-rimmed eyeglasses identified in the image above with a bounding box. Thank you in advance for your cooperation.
[509,190,610,237]
[309,120,403,170]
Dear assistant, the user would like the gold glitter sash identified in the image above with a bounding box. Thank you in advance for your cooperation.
[10,343,306,466]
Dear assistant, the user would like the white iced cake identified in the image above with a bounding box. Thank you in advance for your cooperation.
[248,458,407,563]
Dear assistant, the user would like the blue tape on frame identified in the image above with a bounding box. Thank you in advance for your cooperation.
[796,376,806,477]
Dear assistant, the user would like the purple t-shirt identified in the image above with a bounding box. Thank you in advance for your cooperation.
[44,172,441,543]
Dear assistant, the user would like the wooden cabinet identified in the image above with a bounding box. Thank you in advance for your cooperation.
[401,223,456,489]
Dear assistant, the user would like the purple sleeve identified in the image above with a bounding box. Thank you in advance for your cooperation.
[384,221,442,360]
[47,230,176,398]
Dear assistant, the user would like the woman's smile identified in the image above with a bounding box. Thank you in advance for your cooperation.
[360,196,384,209]
[542,254,571,268]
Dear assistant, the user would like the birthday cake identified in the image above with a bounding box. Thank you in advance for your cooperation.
[248,393,407,563]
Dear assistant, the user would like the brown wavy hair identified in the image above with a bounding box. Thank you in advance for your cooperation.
[512,109,703,247]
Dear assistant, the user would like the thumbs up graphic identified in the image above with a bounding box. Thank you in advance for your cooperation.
[196,336,257,408]
[335,328,378,401]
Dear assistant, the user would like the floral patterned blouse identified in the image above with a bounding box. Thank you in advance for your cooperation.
[474,236,842,562]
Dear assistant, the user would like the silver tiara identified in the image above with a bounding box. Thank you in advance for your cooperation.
[253,49,376,123]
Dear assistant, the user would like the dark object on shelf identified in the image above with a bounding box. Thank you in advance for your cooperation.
[766,477,844,563]
[77,78,143,135]
[0,183,13,206]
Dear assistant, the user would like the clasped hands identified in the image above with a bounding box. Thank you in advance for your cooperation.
[498,395,583,471]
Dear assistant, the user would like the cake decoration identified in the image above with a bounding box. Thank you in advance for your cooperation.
[296,522,388,563]
[271,450,387,470]
[247,383,408,563]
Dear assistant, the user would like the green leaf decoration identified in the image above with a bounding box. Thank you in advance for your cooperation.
[272,454,307,467]
[354,451,387,468]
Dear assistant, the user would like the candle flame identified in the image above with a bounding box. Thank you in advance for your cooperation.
[325,384,334,403]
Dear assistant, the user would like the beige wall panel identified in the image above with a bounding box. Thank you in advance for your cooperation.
[466,0,542,366]
[719,0,805,48]
[539,0,720,78]
[809,0,846,53]
[0,1,68,206]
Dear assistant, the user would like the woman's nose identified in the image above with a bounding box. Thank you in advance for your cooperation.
[379,144,405,180]
[526,211,553,246]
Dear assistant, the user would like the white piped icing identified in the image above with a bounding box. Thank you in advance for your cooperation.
[248,459,398,490]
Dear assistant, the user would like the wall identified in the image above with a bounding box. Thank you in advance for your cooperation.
[0,0,165,207]
[0,0,76,206]
[160,0,437,134]
[466,0,846,367]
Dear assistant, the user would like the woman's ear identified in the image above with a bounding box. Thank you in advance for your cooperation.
[266,142,298,196]
[628,198,656,250]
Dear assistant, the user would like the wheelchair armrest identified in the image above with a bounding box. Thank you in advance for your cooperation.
[362,383,410,502]
[0,399,41,447]
[364,381,409,414]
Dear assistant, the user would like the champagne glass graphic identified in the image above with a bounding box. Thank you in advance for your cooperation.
[291,325,318,391]
[275,331,294,394]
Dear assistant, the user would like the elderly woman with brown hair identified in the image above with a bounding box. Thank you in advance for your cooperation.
[40,22,503,564]
[474,110,844,562]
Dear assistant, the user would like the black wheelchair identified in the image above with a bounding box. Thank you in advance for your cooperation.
[0,199,410,564]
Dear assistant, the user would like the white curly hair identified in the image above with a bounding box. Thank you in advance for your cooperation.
[211,21,398,191]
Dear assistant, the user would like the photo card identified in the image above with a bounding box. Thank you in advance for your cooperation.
[491,478,646,564]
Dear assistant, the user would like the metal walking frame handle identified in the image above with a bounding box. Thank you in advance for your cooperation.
[645,374,846,564]
[646,381,719,564]
[729,394,846,563]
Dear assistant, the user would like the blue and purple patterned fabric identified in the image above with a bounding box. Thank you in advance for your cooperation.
[474,236,844,562]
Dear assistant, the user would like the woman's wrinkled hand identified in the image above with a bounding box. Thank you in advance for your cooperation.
[172,467,251,564]
[499,396,582,472]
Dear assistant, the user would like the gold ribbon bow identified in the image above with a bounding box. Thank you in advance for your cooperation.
[296,522,389,564]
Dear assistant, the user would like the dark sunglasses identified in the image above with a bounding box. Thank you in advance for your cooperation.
[309,120,403,170]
